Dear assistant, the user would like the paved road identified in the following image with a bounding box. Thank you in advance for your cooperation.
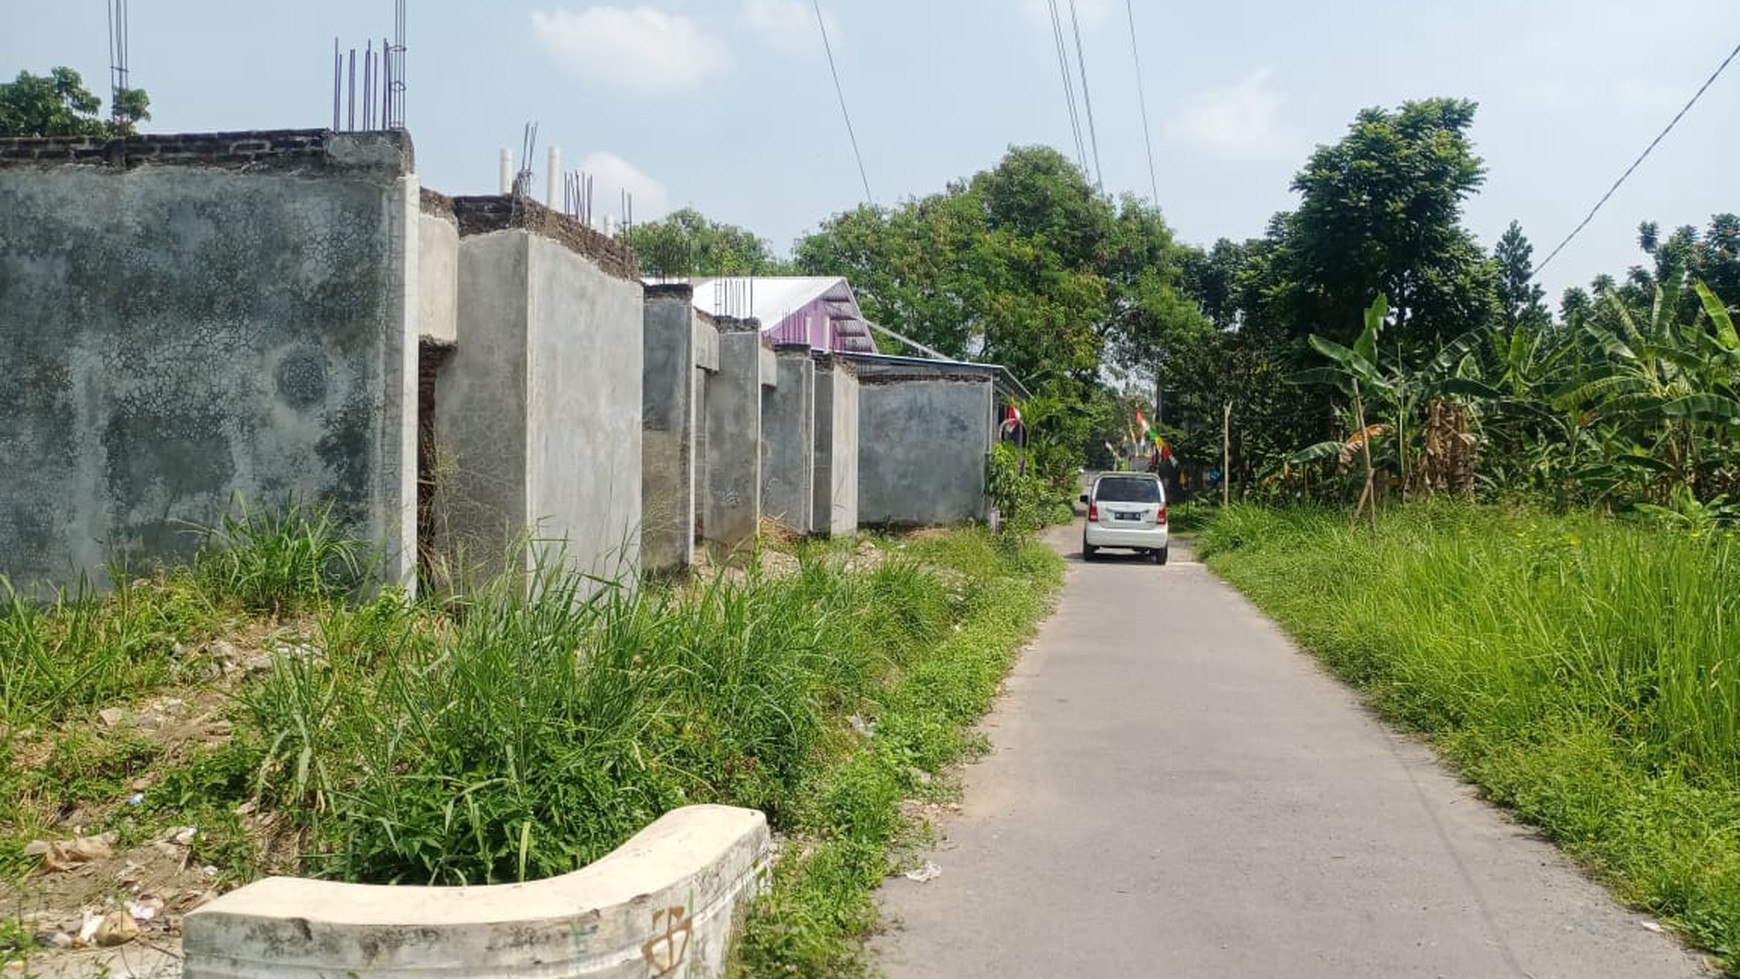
[874,529,1715,979]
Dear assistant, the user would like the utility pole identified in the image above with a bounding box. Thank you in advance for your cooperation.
[1222,401,1232,508]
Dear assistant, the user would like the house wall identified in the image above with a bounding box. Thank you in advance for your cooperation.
[642,286,715,573]
[524,234,643,581]
[0,130,418,595]
[856,371,995,527]
[760,346,816,534]
[417,192,458,346]
[434,197,642,585]
[812,357,859,537]
[702,320,766,554]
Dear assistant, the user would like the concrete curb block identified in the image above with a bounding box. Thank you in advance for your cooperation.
[182,805,771,978]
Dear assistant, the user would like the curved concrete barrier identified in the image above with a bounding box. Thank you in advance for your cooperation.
[183,805,770,978]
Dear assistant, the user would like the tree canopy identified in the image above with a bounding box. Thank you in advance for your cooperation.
[0,67,149,138]
[624,208,790,279]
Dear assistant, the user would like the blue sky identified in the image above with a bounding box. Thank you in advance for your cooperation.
[6,0,1738,304]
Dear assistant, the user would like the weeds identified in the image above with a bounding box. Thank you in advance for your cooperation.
[194,500,367,616]
[1199,503,1740,971]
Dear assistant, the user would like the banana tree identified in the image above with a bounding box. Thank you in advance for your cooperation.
[1291,296,1388,525]
[1555,281,1740,503]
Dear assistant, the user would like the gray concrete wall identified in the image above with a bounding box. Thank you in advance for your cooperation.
[642,287,700,573]
[417,193,459,345]
[702,321,765,554]
[434,232,529,579]
[0,130,418,594]
[856,373,995,527]
[812,359,860,537]
[524,234,643,581]
[434,197,643,585]
[760,347,816,534]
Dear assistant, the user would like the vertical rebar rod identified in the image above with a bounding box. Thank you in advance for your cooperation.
[347,49,356,131]
[332,38,341,130]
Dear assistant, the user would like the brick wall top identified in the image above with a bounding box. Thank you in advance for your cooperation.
[419,187,456,222]
[713,315,763,335]
[450,195,640,282]
[0,129,413,173]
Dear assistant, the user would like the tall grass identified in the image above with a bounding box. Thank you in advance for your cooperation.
[239,533,1040,890]
[1199,503,1740,968]
[194,500,368,615]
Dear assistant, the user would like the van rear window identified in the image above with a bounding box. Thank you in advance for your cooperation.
[1095,477,1162,503]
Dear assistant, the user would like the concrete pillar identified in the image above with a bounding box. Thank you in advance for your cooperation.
[812,356,860,537]
[702,319,766,554]
[761,345,817,534]
[641,286,703,573]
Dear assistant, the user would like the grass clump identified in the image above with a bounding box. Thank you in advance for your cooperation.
[1198,503,1740,971]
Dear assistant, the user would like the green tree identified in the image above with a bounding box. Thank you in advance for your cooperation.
[1277,98,1500,353]
[0,67,149,137]
[625,208,790,279]
[796,144,1200,481]
[1494,220,1549,332]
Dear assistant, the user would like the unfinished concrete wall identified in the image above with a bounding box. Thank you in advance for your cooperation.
[854,363,996,527]
[642,286,717,573]
[435,197,642,584]
[0,130,419,594]
[812,357,860,537]
[760,346,816,534]
[417,190,458,346]
[702,321,767,554]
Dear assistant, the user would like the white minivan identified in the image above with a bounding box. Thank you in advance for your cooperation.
[1080,472,1169,564]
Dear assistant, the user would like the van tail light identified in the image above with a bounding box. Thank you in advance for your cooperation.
[1158,504,1168,524]
[1087,501,1099,522]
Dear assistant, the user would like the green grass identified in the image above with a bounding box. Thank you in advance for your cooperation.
[731,530,1063,977]
[0,503,1062,975]
[1198,502,1740,971]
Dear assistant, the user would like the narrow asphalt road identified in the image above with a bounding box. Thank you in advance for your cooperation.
[873,527,1715,979]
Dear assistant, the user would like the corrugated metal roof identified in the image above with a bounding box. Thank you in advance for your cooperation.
[685,276,876,353]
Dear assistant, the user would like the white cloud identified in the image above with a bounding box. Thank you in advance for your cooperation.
[576,151,671,225]
[742,0,836,56]
[1020,0,1114,31]
[1164,69,1297,160]
[530,6,730,95]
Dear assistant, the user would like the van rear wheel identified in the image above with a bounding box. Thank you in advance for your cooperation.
[1154,546,1169,565]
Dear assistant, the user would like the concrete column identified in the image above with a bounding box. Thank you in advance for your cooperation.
[641,286,700,573]
[761,345,817,534]
[703,319,765,554]
[812,356,860,537]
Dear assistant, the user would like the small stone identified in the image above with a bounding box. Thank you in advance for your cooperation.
[93,909,141,946]
[98,707,131,728]
[1641,920,1664,934]
[34,929,75,949]
[902,860,942,883]
[22,840,51,857]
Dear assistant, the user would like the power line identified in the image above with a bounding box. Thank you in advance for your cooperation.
[1045,0,1089,174]
[1124,0,1159,204]
[1535,37,1740,278]
[1066,0,1104,190]
[813,0,873,203]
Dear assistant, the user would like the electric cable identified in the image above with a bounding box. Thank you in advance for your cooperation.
[1535,37,1740,278]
